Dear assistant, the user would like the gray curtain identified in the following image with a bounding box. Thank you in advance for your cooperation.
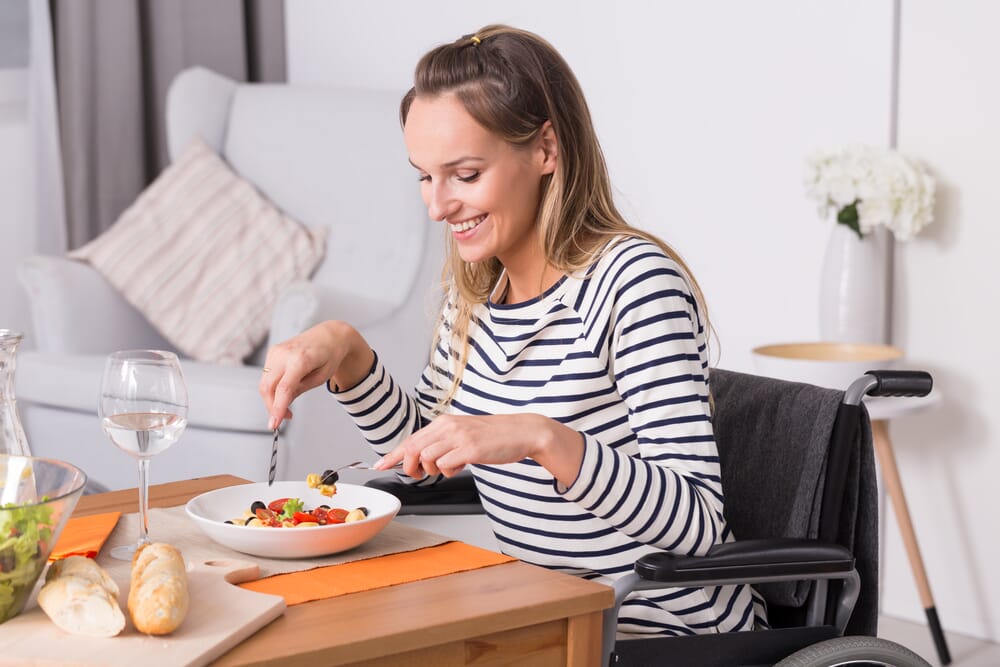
[50,0,286,250]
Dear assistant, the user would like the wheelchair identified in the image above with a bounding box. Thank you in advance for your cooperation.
[369,369,936,666]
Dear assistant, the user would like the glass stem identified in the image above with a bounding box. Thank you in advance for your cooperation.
[137,456,151,547]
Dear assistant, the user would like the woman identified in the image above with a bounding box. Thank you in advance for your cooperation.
[260,25,762,637]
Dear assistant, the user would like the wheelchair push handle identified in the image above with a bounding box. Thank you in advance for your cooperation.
[864,370,933,397]
[844,370,933,405]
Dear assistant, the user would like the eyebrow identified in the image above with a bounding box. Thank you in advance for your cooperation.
[408,156,485,170]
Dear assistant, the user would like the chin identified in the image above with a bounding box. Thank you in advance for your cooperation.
[456,243,493,265]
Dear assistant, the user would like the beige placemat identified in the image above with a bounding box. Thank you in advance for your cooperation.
[95,506,449,580]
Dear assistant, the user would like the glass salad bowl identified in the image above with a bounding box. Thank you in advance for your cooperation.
[0,454,88,624]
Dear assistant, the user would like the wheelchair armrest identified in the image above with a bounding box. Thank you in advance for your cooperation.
[365,472,484,515]
[635,538,854,586]
[601,539,859,664]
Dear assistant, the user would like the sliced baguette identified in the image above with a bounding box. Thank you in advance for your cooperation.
[37,556,125,637]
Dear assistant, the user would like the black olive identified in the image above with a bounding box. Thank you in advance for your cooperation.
[321,469,339,485]
[244,516,256,525]
[224,520,233,525]
[357,506,369,517]
[318,504,330,510]
[250,500,266,513]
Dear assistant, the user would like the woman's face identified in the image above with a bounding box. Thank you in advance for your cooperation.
[404,94,555,267]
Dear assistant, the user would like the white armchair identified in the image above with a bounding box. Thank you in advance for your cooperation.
[16,67,442,491]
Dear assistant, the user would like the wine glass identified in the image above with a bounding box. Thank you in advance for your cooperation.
[99,350,188,560]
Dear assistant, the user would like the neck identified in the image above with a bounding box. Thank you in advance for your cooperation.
[494,231,562,304]
[499,262,563,304]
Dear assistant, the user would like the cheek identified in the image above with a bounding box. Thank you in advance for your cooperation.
[508,182,543,225]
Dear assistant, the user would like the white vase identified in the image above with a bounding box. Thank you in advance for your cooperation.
[818,224,892,344]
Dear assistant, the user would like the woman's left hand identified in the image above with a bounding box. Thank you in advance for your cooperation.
[374,413,585,487]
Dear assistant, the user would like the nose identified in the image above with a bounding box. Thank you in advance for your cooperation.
[425,181,458,223]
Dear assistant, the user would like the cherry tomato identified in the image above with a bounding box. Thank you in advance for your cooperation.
[292,511,316,525]
[267,498,289,513]
[326,508,349,524]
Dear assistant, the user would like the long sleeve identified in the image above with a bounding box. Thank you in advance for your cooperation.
[556,243,722,555]
[330,307,452,485]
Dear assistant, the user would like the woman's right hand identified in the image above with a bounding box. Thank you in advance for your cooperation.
[258,321,374,430]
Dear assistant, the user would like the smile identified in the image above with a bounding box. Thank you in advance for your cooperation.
[449,214,487,233]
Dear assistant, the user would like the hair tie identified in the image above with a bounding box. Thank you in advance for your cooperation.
[470,35,481,46]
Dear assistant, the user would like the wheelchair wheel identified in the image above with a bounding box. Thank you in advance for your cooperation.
[774,636,932,667]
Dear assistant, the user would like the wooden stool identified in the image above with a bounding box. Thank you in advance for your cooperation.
[866,392,951,665]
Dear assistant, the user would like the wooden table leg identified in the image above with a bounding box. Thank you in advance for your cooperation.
[566,611,604,667]
[872,419,952,665]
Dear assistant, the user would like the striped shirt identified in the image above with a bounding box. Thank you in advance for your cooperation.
[334,236,762,635]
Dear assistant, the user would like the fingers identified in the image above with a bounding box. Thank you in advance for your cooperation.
[374,446,405,471]
[374,446,426,479]
[386,426,466,479]
[431,450,467,478]
[421,446,468,478]
[258,362,283,427]
[259,357,300,430]
[258,366,301,431]
[259,327,340,429]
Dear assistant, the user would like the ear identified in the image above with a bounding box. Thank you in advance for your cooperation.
[535,120,558,175]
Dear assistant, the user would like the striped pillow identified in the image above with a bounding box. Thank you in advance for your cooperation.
[69,138,327,364]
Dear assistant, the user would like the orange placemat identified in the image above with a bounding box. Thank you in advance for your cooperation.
[239,541,516,605]
[49,511,121,560]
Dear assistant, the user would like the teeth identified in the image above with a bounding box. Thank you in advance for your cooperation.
[450,215,486,233]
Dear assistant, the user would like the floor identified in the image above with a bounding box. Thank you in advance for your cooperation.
[879,615,1000,666]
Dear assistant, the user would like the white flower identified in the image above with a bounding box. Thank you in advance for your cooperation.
[803,145,935,241]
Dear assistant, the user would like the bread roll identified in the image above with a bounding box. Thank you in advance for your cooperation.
[128,542,189,635]
[37,556,125,637]
[47,555,121,596]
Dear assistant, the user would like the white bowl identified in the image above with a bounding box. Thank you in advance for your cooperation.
[751,342,903,390]
[185,481,400,559]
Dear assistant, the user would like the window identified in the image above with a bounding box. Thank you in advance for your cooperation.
[0,0,29,68]
[0,0,29,119]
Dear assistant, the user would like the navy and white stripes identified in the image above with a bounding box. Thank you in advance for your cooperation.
[333,237,761,636]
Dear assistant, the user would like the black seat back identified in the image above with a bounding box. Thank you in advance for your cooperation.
[709,369,878,635]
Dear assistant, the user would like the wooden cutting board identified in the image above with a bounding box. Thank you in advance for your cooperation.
[0,558,286,667]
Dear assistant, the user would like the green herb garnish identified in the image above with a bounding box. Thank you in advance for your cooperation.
[278,498,304,521]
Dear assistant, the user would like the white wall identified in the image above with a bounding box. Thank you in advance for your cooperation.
[286,0,1000,641]
[286,0,894,373]
[880,1,1000,641]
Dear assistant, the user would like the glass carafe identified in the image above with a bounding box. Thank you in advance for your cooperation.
[0,330,30,457]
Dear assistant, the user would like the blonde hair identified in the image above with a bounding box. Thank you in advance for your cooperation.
[400,25,713,412]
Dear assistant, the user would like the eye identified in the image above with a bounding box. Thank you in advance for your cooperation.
[457,171,480,183]
[417,173,430,183]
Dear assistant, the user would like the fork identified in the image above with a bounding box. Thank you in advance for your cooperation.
[330,460,404,473]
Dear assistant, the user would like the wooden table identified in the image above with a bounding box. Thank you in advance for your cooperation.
[74,475,614,666]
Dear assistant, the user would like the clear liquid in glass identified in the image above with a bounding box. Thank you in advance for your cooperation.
[102,412,186,458]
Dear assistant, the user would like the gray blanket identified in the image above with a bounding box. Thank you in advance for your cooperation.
[710,368,878,636]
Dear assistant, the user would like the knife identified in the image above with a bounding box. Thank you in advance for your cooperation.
[268,428,279,486]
